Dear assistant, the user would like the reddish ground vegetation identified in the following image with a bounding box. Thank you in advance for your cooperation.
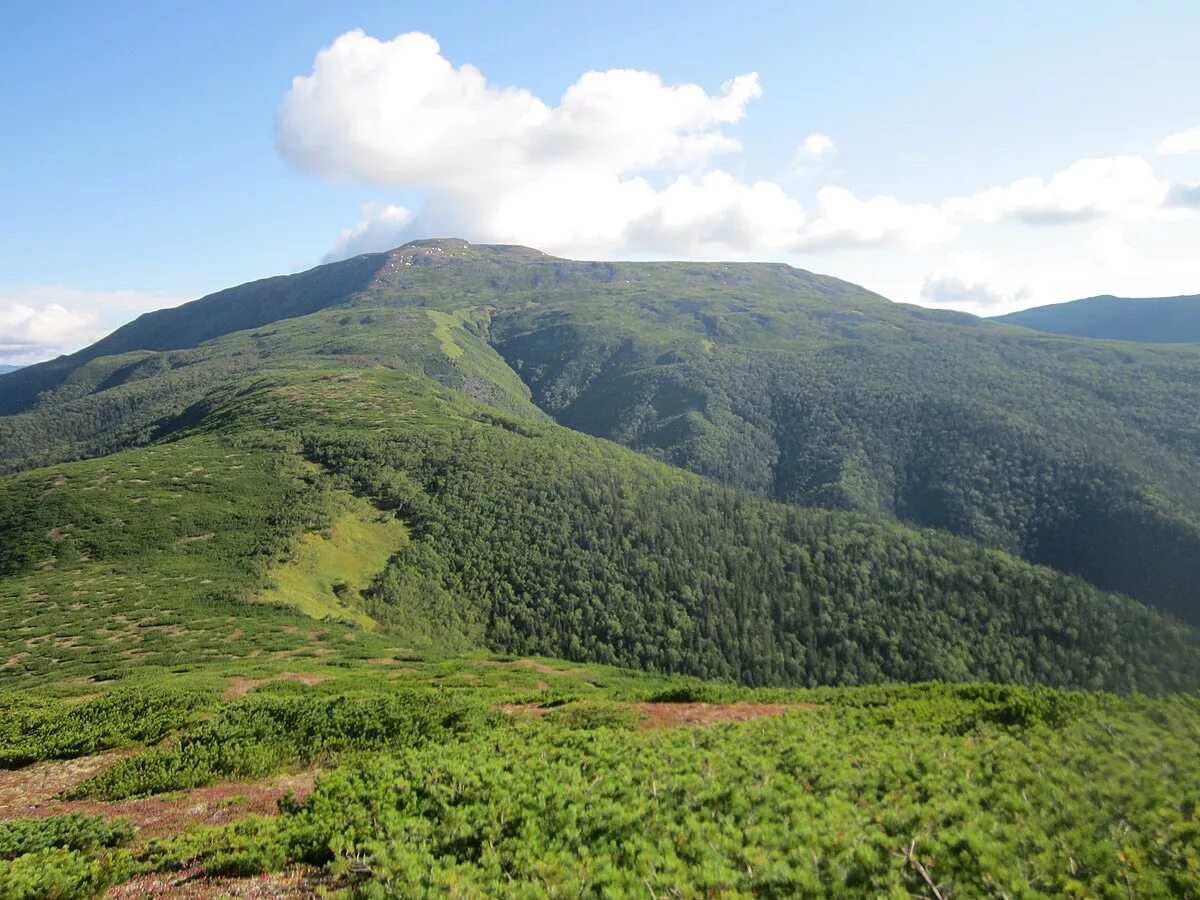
[0,751,315,840]
[497,701,812,729]
[221,671,329,699]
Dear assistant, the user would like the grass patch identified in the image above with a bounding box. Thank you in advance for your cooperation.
[254,493,406,628]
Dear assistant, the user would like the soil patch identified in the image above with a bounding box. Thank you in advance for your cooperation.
[635,702,810,729]
[0,751,315,840]
[497,701,813,729]
[222,672,330,699]
[478,658,590,677]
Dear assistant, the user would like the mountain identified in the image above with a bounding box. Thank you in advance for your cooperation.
[994,293,1200,342]
[0,364,22,375]
[0,238,1197,694]
[5,240,1200,626]
[4,239,1200,894]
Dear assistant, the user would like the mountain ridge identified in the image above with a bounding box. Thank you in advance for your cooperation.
[993,292,1200,342]
[4,239,1200,628]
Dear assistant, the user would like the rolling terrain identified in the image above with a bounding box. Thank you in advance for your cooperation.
[2,240,1199,896]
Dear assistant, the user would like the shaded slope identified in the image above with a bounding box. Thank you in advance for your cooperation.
[994,293,1200,342]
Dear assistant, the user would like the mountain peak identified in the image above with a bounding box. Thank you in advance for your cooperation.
[399,238,472,251]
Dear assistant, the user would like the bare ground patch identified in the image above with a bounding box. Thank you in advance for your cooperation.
[111,863,331,898]
[222,672,330,699]
[497,701,813,729]
[477,658,591,677]
[0,750,316,841]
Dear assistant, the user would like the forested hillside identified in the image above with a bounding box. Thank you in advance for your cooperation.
[5,239,1199,623]
[2,313,1197,692]
[995,293,1200,342]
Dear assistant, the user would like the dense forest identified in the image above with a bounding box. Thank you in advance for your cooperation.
[306,412,1200,691]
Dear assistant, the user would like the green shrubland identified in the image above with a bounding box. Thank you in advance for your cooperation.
[126,685,1200,898]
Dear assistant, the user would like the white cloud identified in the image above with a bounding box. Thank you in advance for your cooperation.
[0,302,106,363]
[278,31,759,194]
[0,287,188,364]
[280,31,1200,314]
[943,156,1169,225]
[1086,225,1140,266]
[324,202,416,261]
[1159,125,1200,155]
[280,31,949,260]
[796,132,836,161]
[800,187,951,249]
[920,254,1032,311]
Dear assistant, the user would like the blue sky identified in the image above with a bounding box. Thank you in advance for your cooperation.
[2,0,1199,363]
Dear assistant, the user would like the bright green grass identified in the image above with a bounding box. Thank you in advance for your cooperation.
[426,309,465,359]
[254,492,406,629]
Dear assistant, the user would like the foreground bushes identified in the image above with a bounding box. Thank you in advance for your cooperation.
[0,688,208,769]
[71,692,486,800]
[0,815,135,900]
[140,689,1200,897]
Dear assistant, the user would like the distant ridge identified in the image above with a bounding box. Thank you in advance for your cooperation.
[993,294,1200,342]
[0,364,22,375]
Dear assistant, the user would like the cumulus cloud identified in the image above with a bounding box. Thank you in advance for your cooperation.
[279,31,949,260]
[279,30,1199,311]
[278,31,758,193]
[920,255,1032,311]
[796,132,836,161]
[0,287,188,364]
[943,156,1169,225]
[1159,125,1200,155]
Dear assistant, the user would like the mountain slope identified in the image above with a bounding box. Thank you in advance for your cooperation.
[4,239,1200,628]
[994,293,1200,342]
[3,348,1197,692]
